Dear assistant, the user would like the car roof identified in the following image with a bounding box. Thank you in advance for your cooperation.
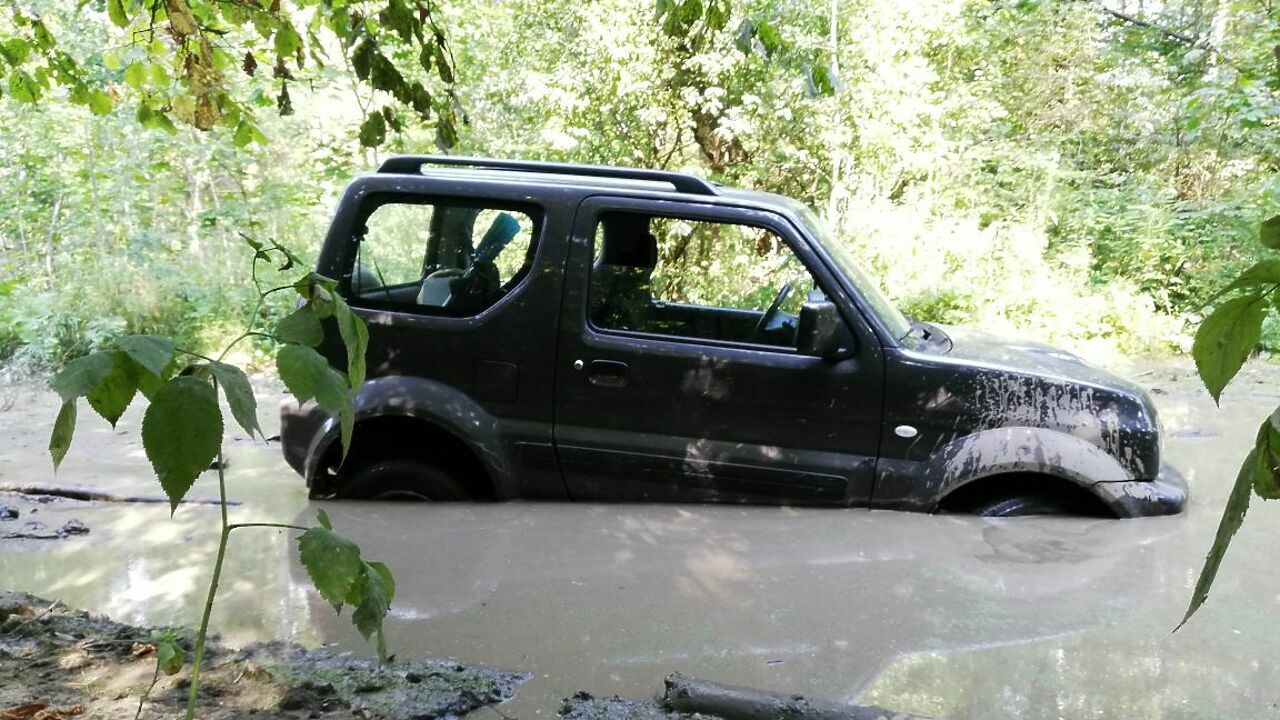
[368,155,811,218]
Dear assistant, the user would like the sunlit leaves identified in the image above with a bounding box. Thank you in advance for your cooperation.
[0,0,459,148]
[298,511,396,662]
[86,351,141,427]
[141,376,223,513]
[51,352,115,402]
[1192,294,1266,404]
[359,111,387,148]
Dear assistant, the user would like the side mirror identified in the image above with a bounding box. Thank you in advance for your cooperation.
[797,301,854,360]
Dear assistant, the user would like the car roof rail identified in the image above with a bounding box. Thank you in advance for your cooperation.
[377,155,719,196]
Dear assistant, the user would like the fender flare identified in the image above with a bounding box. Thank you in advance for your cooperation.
[303,376,516,494]
[924,426,1133,510]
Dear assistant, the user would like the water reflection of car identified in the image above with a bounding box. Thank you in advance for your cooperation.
[281,156,1185,517]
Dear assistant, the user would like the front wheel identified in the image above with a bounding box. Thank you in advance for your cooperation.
[971,494,1073,517]
[338,458,470,501]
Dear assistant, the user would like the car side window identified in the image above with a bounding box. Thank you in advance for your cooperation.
[349,199,539,316]
[589,211,823,349]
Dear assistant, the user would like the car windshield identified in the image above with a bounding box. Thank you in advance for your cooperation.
[797,208,912,341]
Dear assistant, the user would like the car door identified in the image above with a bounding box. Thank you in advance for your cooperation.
[552,196,884,506]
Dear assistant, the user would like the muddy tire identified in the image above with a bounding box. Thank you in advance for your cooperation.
[338,458,470,501]
[971,494,1072,517]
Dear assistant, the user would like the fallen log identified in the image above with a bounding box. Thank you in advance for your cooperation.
[662,673,928,720]
[0,484,238,506]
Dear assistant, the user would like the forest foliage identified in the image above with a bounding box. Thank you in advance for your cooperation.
[2,0,1280,372]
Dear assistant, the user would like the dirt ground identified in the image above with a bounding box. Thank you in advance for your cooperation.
[3,357,1280,719]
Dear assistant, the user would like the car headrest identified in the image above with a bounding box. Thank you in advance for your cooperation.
[600,215,657,269]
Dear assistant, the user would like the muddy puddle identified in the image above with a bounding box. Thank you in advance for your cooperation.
[3,359,1280,719]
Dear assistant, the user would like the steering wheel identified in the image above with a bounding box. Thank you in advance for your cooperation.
[751,279,795,341]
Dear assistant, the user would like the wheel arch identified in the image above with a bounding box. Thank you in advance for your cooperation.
[303,376,514,499]
[923,426,1133,517]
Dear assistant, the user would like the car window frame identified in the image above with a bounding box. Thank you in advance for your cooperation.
[342,191,547,319]
[579,198,854,357]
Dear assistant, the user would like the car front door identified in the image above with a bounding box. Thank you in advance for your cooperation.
[552,196,884,506]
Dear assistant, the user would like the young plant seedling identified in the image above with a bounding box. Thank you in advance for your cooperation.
[47,238,392,719]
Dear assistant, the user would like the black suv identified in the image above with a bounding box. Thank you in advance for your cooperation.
[280,156,1186,517]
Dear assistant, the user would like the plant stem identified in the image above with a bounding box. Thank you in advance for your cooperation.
[184,440,230,720]
[134,659,161,720]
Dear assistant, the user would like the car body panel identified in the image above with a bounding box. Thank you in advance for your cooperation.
[279,156,1187,518]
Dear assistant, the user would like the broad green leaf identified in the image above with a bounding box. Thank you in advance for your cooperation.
[1219,260,1280,296]
[274,22,302,58]
[107,0,130,27]
[297,521,364,612]
[138,359,176,400]
[116,335,175,377]
[276,344,355,455]
[1177,447,1256,630]
[352,560,395,661]
[141,376,223,513]
[275,306,324,347]
[358,111,387,148]
[153,633,185,675]
[86,90,113,115]
[8,70,39,103]
[0,39,32,67]
[1261,215,1280,249]
[51,352,115,402]
[1193,294,1267,404]
[208,362,260,439]
[333,300,369,388]
[86,351,141,427]
[1254,413,1280,499]
[123,61,148,89]
[49,400,76,472]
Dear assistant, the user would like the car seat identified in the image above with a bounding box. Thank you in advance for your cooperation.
[591,215,658,330]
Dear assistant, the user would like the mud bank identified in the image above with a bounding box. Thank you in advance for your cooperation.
[0,591,526,719]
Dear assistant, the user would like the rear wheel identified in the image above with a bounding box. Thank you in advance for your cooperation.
[337,458,470,501]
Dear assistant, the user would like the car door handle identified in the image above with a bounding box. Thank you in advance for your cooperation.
[586,360,629,388]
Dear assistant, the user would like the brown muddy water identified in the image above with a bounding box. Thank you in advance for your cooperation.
[2,359,1280,719]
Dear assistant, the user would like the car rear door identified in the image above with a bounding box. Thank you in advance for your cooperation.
[552,196,884,506]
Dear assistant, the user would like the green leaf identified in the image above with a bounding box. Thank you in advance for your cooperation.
[8,70,40,103]
[138,359,176,400]
[86,351,141,428]
[124,61,148,89]
[1222,259,1280,295]
[755,20,783,56]
[49,400,76,472]
[276,345,355,456]
[0,39,32,67]
[153,633,185,675]
[1193,294,1267,404]
[1254,413,1280,499]
[86,89,114,116]
[51,352,115,402]
[208,362,260,439]
[297,520,364,612]
[333,300,369,388]
[1261,215,1280,250]
[352,561,395,661]
[274,22,302,58]
[107,0,130,27]
[116,335,175,377]
[358,110,387,148]
[1177,447,1256,630]
[275,306,324,346]
[141,376,223,513]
